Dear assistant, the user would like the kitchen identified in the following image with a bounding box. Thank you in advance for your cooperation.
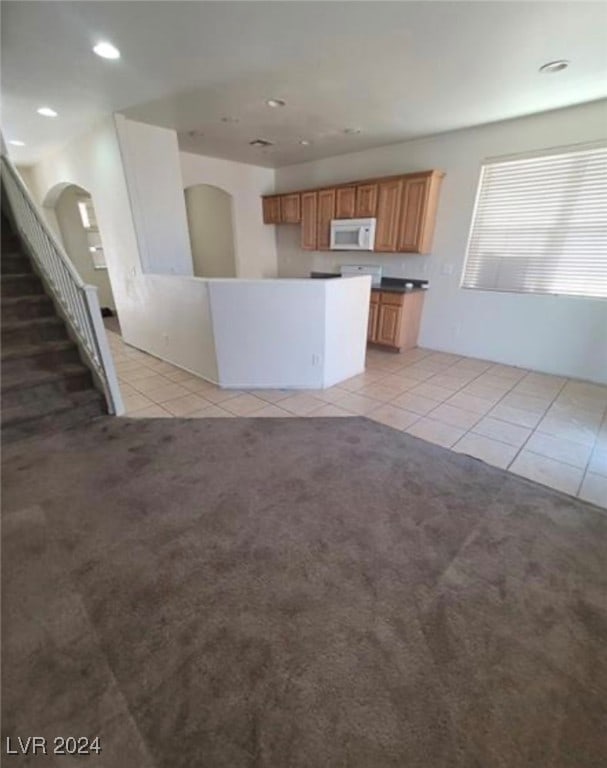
[262,168,442,352]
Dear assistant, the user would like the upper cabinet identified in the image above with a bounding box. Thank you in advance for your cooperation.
[374,179,403,252]
[262,170,444,254]
[335,186,356,219]
[262,195,282,224]
[397,173,443,253]
[317,189,336,250]
[301,191,318,251]
[355,183,378,218]
[281,193,301,224]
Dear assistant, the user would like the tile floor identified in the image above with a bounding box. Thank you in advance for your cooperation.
[108,330,607,510]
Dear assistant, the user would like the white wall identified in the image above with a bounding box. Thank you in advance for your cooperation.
[275,100,607,384]
[180,151,277,279]
[24,117,142,327]
[22,118,219,379]
[115,115,193,276]
[209,276,369,389]
[323,276,371,388]
[125,275,218,382]
[185,184,236,278]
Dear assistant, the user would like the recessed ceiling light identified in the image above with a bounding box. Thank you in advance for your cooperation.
[93,41,120,60]
[37,107,58,118]
[266,98,286,108]
[539,60,569,73]
[9,140,25,147]
[299,140,311,146]
[343,128,362,135]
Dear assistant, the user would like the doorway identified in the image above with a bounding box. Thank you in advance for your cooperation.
[184,184,237,278]
[48,184,117,312]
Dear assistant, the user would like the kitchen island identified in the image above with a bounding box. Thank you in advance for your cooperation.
[120,275,372,389]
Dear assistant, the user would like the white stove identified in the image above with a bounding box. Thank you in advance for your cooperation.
[340,264,383,287]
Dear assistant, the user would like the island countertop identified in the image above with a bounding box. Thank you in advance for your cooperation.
[310,272,428,294]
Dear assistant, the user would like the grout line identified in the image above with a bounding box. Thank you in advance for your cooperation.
[505,377,569,471]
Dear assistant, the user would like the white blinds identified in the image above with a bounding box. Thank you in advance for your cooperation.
[461,145,607,299]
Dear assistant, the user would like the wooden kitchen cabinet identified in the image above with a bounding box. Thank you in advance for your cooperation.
[301,191,318,250]
[262,169,444,254]
[374,179,403,252]
[376,304,402,346]
[397,172,443,253]
[355,183,378,217]
[368,290,425,351]
[335,186,356,219]
[317,188,336,250]
[262,195,282,224]
[281,193,301,224]
[368,291,379,341]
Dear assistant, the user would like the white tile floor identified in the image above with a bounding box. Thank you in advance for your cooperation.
[108,330,607,510]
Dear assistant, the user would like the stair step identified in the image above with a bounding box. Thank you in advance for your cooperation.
[2,388,104,428]
[2,340,81,377]
[1,316,68,346]
[1,338,77,362]
[1,254,32,274]
[2,361,92,392]
[1,294,55,320]
[1,273,44,297]
[1,363,94,410]
[1,394,107,444]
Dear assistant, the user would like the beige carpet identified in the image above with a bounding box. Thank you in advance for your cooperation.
[2,415,607,767]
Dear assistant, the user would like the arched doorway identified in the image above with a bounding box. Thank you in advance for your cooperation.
[43,183,117,313]
[184,184,236,278]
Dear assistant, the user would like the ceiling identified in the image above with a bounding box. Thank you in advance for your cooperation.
[3,1,606,168]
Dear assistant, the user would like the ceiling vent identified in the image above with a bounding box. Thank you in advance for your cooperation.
[249,139,274,148]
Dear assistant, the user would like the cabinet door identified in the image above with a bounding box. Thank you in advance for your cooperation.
[376,304,402,347]
[281,194,301,224]
[301,192,318,250]
[262,196,281,224]
[317,189,336,250]
[355,184,378,217]
[397,177,428,252]
[367,301,379,342]
[335,187,356,219]
[374,179,403,252]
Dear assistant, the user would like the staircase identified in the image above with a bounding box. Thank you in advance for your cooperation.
[2,208,106,442]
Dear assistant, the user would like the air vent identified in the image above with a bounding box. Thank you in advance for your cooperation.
[249,139,274,148]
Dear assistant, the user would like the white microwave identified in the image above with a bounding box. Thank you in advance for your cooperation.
[330,218,376,251]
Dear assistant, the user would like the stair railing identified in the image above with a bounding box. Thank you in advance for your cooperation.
[1,153,124,415]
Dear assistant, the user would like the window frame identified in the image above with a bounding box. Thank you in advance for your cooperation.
[460,141,607,300]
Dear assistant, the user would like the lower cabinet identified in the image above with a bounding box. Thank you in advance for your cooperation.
[367,290,425,351]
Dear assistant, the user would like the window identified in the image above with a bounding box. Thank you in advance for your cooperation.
[461,144,607,299]
[88,245,107,270]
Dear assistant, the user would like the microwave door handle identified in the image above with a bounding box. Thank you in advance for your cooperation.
[358,227,365,248]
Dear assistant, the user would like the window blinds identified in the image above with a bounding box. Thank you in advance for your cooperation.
[461,145,607,299]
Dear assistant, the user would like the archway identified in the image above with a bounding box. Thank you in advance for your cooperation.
[44,183,117,313]
[184,184,236,278]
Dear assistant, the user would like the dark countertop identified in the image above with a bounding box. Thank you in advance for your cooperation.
[310,272,428,294]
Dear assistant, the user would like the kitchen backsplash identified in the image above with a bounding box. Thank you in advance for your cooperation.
[276,223,432,281]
